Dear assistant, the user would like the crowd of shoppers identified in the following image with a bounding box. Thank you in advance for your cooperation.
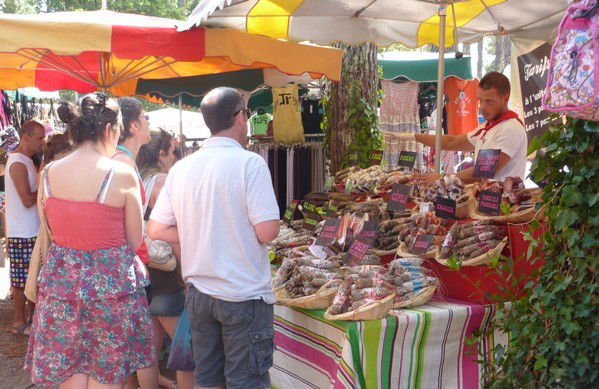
[1,87,280,389]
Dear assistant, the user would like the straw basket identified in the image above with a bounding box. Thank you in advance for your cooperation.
[324,293,395,321]
[456,196,475,219]
[393,284,437,309]
[435,237,509,267]
[274,280,341,310]
[369,246,398,257]
[470,189,544,224]
[397,241,438,260]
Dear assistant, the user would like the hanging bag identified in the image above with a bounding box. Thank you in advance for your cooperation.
[542,0,599,121]
[143,174,176,272]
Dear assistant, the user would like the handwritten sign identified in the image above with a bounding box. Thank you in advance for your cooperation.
[474,149,501,178]
[413,234,434,255]
[302,212,321,231]
[283,200,299,224]
[302,201,317,214]
[387,184,410,213]
[477,190,502,216]
[327,202,339,218]
[315,219,341,247]
[397,151,417,169]
[348,150,359,167]
[342,221,378,265]
[435,196,456,220]
[370,149,384,166]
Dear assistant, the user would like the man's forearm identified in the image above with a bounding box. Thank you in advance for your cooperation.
[414,134,460,151]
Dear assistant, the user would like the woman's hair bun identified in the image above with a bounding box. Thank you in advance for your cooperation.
[57,101,80,126]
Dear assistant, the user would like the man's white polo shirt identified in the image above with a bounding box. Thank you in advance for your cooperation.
[151,136,280,303]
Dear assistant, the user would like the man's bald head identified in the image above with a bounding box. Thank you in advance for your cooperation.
[201,87,245,135]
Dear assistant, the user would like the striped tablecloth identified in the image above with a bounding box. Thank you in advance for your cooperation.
[271,298,507,389]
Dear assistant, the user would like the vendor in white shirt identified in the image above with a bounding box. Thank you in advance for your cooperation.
[397,72,527,184]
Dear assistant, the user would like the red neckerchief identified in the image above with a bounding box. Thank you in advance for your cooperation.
[472,110,524,139]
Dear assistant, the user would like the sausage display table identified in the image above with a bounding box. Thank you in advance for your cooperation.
[271,298,507,389]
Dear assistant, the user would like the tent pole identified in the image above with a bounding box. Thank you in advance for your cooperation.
[434,4,447,174]
[178,95,184,155]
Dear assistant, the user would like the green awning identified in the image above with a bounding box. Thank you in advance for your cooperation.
[380,56,473,82]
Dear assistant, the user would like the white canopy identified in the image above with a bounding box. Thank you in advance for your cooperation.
[147,107,212,140]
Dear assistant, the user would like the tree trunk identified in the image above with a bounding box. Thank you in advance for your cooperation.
[477,39,484,78]
[327,42,378,173]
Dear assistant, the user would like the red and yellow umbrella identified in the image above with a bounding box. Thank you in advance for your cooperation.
[0,10,343,95]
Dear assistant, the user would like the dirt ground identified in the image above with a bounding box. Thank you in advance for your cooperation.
[0,263,42,389]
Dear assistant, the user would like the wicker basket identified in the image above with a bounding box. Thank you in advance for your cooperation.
[435,237,509,267]
[456,196,475,219]
[397,241,439,260]
[274,280,341,310]
[324,293,395,321]
[369,246,399,257]
[470,189,544,224]
[393,284,437,309]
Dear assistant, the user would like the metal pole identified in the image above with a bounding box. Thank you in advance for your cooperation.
[178,95,184,155]
[434,4,447,174]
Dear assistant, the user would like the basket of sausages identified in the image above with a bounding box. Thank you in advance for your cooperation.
[470,177,543,224]
[396,212,453,259]
[436,220,508,266]
[273,256,343,310]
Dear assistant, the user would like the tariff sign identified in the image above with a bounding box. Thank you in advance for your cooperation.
[370,149,384,166]
[327,202,339,218]
[474,149,501,178]
[283,200,299,224]
[303,212,321,231]
[397,151,417,169]
[435,196,456,220]
[413,234,434,255]
[477,190,502,216]
[315,219,341,247]
[387,184,410,213]
[302,201,317,214]
[342,221,378,265]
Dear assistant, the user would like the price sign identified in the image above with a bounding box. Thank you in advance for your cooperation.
[477,190,502,216]
[283,200,299,224]
[397,151,417,169]
[327,202,339,217]
[348,150,359,167]
[387,184,410,213]
[413,234,434,255]
[302,201,317,214]
[342,221,378,265]
[370,149,384,166]
[435,196,457,220]
[474,149,501,178]
[302,212,321,231]
[315,218,341,247]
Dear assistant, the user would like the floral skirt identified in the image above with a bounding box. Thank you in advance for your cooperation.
[25,243,155,386]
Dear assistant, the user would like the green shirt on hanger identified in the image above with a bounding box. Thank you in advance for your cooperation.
[249,112,272,135]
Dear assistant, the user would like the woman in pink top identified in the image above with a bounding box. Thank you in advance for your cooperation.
[25,94,155,388]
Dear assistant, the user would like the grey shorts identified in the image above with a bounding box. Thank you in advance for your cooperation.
[186,286,274,389]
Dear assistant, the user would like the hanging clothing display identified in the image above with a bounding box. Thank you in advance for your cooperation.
[248,142,325,215]
[272,84,305,144]
[445,77,479,135]
[249,111,272,135]
[380,80,424,172]
[301,98,323,134]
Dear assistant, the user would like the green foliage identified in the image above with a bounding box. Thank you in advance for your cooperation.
[467,116,599,388]
[2,0,200,19]
[321,67,383,170]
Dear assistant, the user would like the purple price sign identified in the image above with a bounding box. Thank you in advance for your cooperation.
[413,234,434,255]
[315,219,341,247]
[477,190,502,216]
[387,184,410,213]
[435,196,456,220]
[474,149,501,178]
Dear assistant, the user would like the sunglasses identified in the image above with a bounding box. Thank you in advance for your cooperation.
[140,114,150,121]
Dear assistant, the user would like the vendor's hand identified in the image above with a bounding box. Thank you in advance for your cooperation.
[412,173,442,186]
[382,132,416,142]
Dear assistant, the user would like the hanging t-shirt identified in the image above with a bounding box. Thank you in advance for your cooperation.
[272,85,305,144]
[301,99,323,134]
[445,77,479,135]
[249,112,272,136]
